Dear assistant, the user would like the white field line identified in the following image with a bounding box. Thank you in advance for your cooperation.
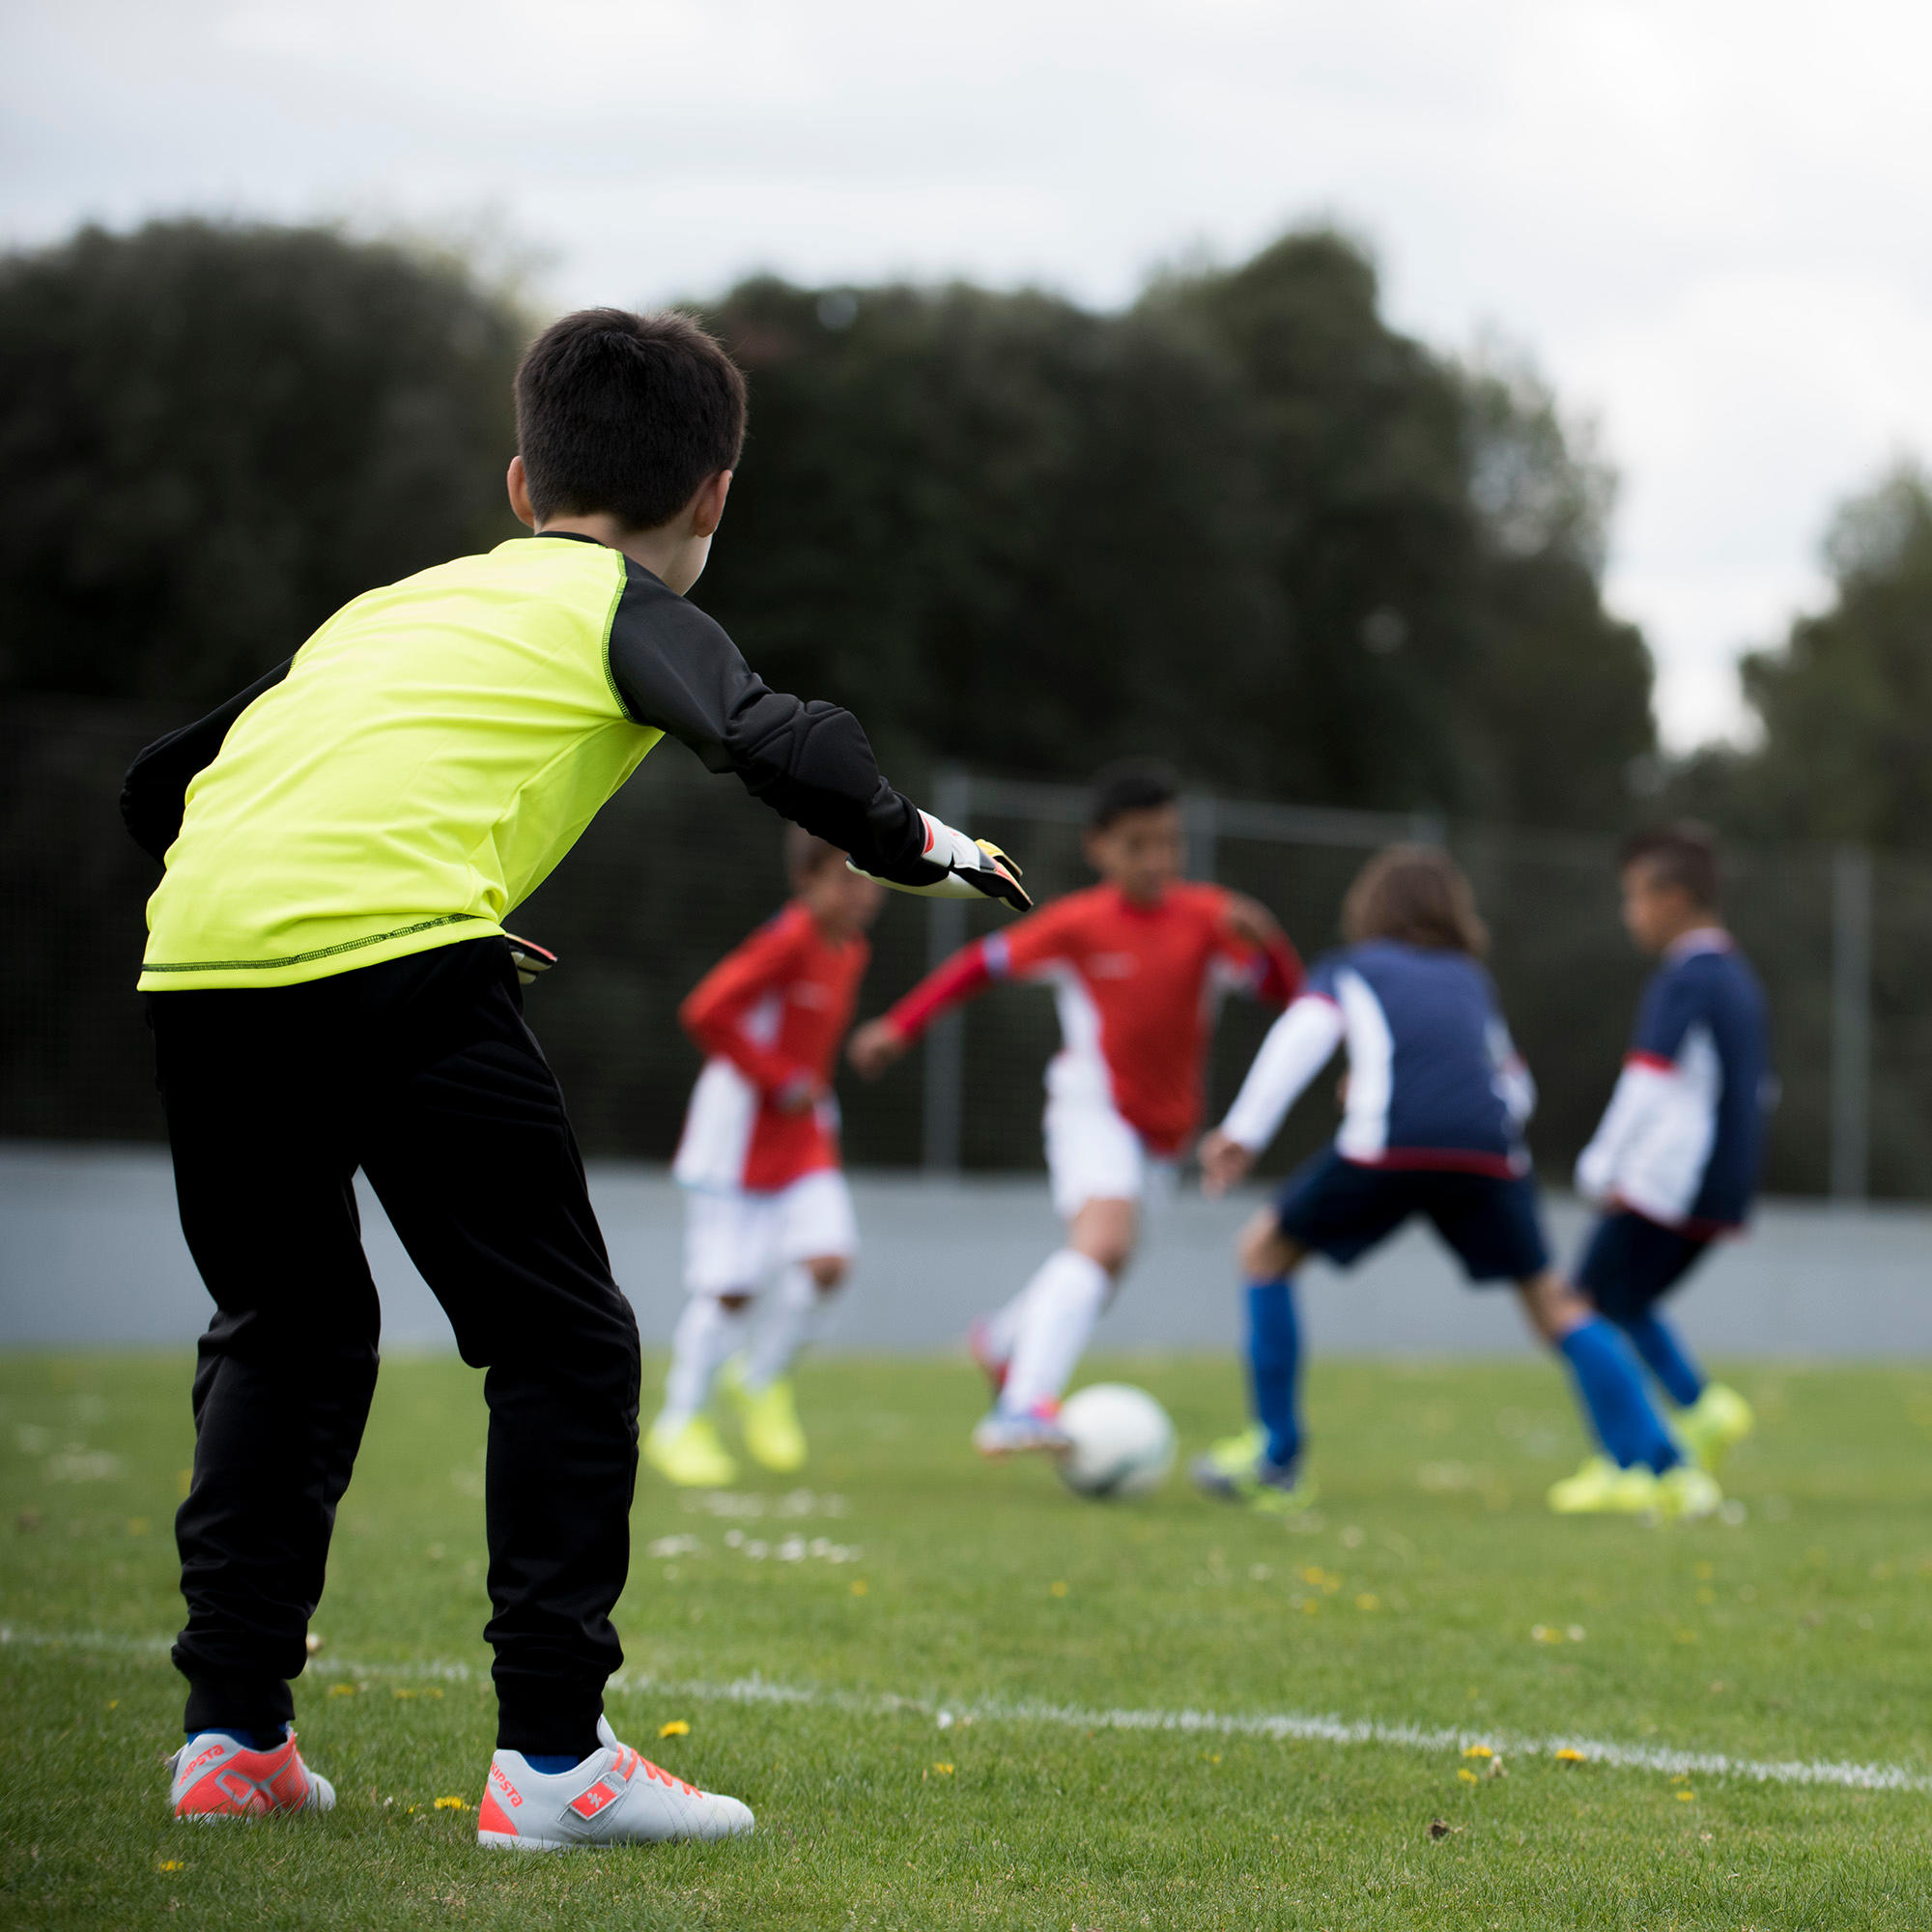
[5,1623,1927,1796]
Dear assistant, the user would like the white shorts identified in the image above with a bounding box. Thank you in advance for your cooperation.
[681,1170,858,1296]
[1043,1083,1177,1223]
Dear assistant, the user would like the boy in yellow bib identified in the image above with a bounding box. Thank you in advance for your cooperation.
[125,308,1024,1845]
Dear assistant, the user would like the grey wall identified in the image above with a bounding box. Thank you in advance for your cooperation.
[3,1142,1926,1357]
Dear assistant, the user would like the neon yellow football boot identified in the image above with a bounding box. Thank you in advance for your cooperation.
[1675,1382,1755,1474]
[644,1412,737,1489]
[1547,1455,1660,1516]
[1654,1463,1722,1522]
[1199,1423,1267,1480]
[721,1359,808,1473]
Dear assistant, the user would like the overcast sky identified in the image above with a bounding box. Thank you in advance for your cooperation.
[7,0,1929,749]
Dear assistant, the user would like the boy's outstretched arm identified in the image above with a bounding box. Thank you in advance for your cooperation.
[119,657,295,863]
[610,587,1020,901]
[1200,992,1346,1195]
[847,938,1005,1079]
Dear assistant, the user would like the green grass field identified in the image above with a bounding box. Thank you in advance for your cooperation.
[2,1350,1928,1930]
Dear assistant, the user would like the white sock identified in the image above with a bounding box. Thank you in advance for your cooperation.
[1001,1250,1111,1414]
[659,1294,750,1431]
[979,1260,1058,1366]
[741,1264,826,1393]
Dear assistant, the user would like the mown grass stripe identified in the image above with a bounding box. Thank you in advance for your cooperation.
[7,1623,1926,1795]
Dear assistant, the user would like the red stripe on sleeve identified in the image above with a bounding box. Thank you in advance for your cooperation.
[1252,931,1304,1009]
[1625,1050,1676,1073]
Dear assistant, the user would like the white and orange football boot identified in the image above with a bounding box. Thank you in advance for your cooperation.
[170,1729,336,1820]
[477,1717,753,1850]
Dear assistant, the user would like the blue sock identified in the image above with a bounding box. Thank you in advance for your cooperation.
[1557,1318,1680,1473]
[1245,1279,1303,1469]
[525,1752,589,1775]
[190,1725,287,1751]
[1621,1311,1705,1408]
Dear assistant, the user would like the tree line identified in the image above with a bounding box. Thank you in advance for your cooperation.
[1,215,1924,845]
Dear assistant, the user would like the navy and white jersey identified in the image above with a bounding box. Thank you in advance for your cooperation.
[1575,929,1770,1233]
[1220,940,1534,1177]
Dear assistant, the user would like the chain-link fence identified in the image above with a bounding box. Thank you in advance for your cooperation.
[5,696,1924,1200]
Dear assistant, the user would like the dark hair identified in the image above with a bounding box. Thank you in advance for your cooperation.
[785,825,846,889]
[514,308,748,533]
[1342,844,1489,956]
[1619,822,1719,909]
[1089,758,1180,831]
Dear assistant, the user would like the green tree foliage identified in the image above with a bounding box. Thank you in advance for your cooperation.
[0,218,1649,829]
[0,219,526,704]
[701,232,1652,824]
[1725,464,1932,850]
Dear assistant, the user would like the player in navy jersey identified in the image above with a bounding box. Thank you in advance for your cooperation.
[1548,824,1771,1513]
[1193,846,1718,1520]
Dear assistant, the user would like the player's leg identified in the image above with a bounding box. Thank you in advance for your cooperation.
[726,1171,858,1471]
[1578,1211,1752,1469]
[1193,1148,1391,1512]
[151,978,386,1818]
[971,1090,1146,1452]
[361,947,753,1842]
[357,949,635,1759]
[1435,1180,1718,1520]
[650,1191,760,1486]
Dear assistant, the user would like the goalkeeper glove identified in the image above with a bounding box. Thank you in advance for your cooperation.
[853,812,1031,910]
[504,933,558,987]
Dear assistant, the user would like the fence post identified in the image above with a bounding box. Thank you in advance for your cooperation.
[922,766,972,1176]
[1830,843,1872,1203]
[1183,793,1218,882]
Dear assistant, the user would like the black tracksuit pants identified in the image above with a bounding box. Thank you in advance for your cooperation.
[149,937,639,1756]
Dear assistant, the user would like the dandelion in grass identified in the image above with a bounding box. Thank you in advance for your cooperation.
[1355,1593,1379,1611]
[1677,1790,1696,1803]
[659,1719,691,1738]
[434,1796,468,1810]
[930,1762,954,1776]
[1457,1769,1480,1785]
[1462,1745,1492,1760]
[157,1859,185,1871]
[1555,1748,1585,1765]
[327,1683,356,1697]
[1050,1580,1069,1597]
[850,1579,868,1596]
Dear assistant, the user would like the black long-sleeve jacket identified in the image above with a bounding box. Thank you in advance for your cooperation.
[123,540,942,893]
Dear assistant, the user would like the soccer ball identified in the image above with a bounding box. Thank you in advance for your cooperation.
[1056,1383,1176,1498]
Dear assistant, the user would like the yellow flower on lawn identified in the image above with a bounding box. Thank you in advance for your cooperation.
[1462,1745,1493,1759]
[931,1762,954,1776]
[156,1860,185,1872]
[659,1719,691,1738]
[434,1796,469,1810]
[1050,1580,1069,1597]
[327,1684,356,1697]
[1676,1790,1696,1803]
[1457,1769,1480,1785]
[1555,1747,1585,1764]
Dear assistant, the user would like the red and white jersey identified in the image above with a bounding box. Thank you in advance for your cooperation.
[672,902,869,1193]
[885,882,1300,1156]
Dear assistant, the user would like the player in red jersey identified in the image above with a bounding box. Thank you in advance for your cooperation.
[850,761,1300,1454]
[648,830,885,1487]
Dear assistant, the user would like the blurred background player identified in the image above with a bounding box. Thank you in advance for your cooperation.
[1549,823,1771,1512]
[650,831,885,1487]
[1197,845,1718,1520]
[849,759,1300,1455]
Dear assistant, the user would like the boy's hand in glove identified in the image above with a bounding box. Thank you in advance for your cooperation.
[852,814,1030,910]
